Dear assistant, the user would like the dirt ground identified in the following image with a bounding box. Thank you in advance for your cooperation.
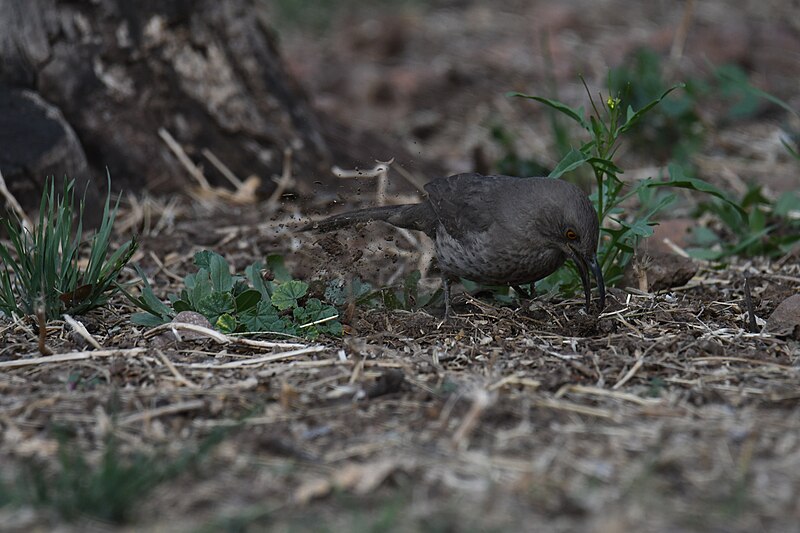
[2,0,800,531]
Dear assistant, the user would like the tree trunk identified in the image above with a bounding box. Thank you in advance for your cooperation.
[0,0,334,208]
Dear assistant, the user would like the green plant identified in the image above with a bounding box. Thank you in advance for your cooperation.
[607,48,706,164]
[607,48,776,166]
[689,185,800,260]
[129,251,342,339]
[0,176,138,321]
[5,427,226,524]
[510,80,744,292]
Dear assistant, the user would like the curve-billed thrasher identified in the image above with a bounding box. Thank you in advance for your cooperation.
[303,173,605,318]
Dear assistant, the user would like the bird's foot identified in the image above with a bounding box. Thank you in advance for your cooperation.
[512,284,537,300]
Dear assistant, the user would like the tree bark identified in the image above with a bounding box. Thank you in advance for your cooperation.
[0,0,334,207]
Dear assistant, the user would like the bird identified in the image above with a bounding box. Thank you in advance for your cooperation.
[302,172,605,319]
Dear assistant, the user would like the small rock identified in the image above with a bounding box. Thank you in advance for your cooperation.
[172,311,213,340]
[766,294,800,339]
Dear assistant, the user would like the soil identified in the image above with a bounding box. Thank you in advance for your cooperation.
[2,1,800,531]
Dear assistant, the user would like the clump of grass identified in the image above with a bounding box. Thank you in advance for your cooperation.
[5,428,226,524]
[128,250,343,339]
[0,176,138,321]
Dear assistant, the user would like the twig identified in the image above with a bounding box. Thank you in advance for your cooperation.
[690,356,796,371]
[267,148,295,207]
[177,345,326,369]
[0,168,32,230]
[532,397,615,419]
[392,163,428,191]
[36,307,52,356]
[145,322,309,348]
[0,348,148,369]
[613,341,662,390]
[154,349,198,388]
[451,389,491,449]
[202,148,244,188]
[158,127,211,189]
[332,159,393,206]
[230,336,310,349]
[297,314,339,329]
[63,314,103,350]
[559,384,659,406]
[669,0,695,65]
[119,399,205,426]
[743,275,758,333]
[144,321,230,343]
[662,237,691,259]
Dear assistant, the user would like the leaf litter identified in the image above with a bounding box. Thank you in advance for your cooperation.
[0,198,798,531]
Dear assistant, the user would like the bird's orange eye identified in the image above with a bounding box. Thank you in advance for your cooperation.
[565,229,578,240]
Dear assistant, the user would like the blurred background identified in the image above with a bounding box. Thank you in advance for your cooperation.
[2,0,798,208]
[270,0,800,189]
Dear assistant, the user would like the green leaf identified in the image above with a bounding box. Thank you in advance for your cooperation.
[775,191,800,217]
[618,84,684,135]
[294,298,341,338]
[131,312,169,327]
[686,247,724,261]
[215,313,237,333]
[193,250,215,270]
[586,157,624,176]
[235,289,262,312]
[660,164,747,222]
[239,300,295,335]
[690,226,720,247]
[207,253,234,292]
[132,265,173,319]
[270,280,308,310]
[173,300,192,313]
[196,292,235,322]
[781,139,800,161]
[508,92,589,130]
[245,261,271,299]
[186,270,213,308]
[589,114,605,141]
[381,289,405,310]
[548,148,591,179]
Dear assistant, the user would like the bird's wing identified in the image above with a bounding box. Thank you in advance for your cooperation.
[424,173,502,239]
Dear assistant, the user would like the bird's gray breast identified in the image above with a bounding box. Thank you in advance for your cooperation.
[434,225,565,284]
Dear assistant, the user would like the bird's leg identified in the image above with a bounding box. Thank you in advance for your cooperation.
[512,284,530,299]
[441,275,453,320]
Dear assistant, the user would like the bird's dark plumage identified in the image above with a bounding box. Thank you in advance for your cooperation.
[302,173,605,318]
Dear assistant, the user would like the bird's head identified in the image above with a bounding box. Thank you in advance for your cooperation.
[539,180,605,312]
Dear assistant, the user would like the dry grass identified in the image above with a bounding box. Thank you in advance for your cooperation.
[1,199,798,532]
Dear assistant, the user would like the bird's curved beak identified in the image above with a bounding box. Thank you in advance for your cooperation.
[567,246,606,312]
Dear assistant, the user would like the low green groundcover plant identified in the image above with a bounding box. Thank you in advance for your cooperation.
[1,425,227,524]
[0,176,137,321]
[129,251,342,339]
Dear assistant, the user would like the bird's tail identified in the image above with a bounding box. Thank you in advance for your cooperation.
[301,204,430,233]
